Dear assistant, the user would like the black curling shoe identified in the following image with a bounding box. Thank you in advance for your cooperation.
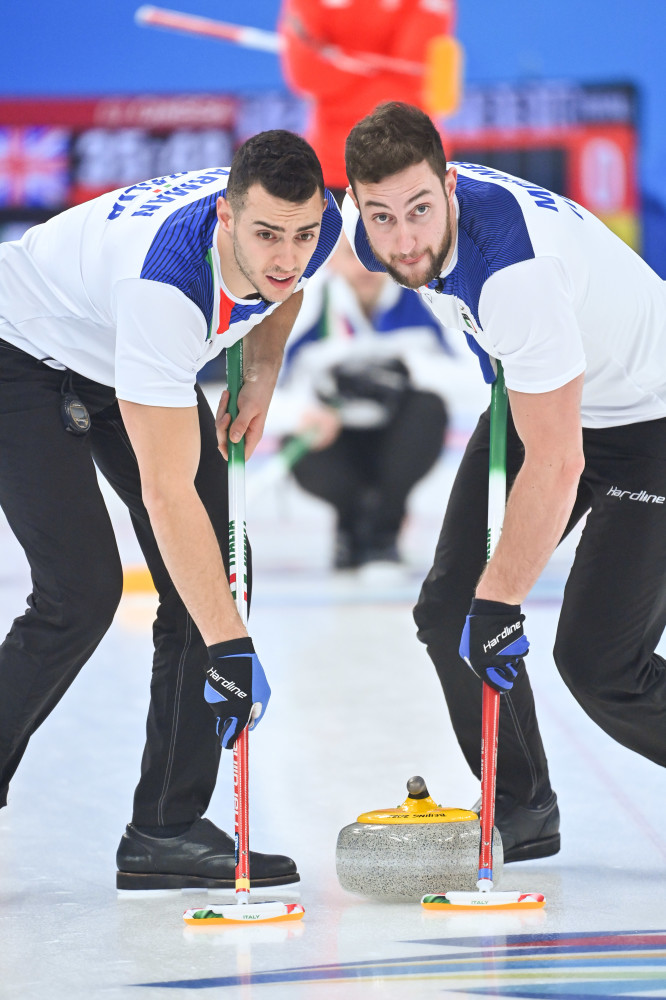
[116,817,300,890]
[474,790,561,863]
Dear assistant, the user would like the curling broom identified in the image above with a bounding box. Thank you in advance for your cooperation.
[184,341,304,926]
[422,363,545,911]
[135,5,463,117]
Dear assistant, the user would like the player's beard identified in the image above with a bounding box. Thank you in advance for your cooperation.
[378,198,453,290]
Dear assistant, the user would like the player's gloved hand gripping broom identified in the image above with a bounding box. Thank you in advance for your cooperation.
[184,341,305,926]
[422,363,546,911]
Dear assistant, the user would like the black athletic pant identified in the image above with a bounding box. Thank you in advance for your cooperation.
[293,389,448,536]
[414,405,666,806]
[0,340,240,827]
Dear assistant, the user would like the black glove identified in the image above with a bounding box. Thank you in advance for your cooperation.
[317,356,411,428]
[459,598,530,692]
[203,637,271,750]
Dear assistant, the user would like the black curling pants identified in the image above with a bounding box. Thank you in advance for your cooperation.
[414,405,666,806]
[293,389,448,537]
[0,340,241,827]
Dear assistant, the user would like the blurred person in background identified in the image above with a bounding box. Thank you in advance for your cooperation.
[271,234,454,576]
[279,0,456,198]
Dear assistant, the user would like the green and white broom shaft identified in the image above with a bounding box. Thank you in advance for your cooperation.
[478,362,508,891]
[226,340,251,904]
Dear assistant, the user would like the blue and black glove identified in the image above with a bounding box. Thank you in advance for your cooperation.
[204,637,271,750]
[459,598,530,692]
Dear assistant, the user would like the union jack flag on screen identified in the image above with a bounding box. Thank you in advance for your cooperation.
[0,126,69,207]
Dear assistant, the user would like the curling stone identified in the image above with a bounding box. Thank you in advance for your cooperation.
[335,776,503,900]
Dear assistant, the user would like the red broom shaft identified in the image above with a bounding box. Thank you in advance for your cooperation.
[234,729,250,893]
[479,683,500,878]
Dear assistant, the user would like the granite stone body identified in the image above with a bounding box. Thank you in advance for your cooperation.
[336,818,504,900]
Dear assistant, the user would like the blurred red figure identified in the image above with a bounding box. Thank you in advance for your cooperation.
[279,0,455,195]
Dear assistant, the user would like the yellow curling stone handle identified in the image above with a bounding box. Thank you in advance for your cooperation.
[357,776,478,825]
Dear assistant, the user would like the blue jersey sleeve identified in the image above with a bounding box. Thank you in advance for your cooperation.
[139,192,219,332]
[302,189,343,279]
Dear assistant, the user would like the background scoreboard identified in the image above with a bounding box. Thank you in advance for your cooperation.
[0,80,639,251]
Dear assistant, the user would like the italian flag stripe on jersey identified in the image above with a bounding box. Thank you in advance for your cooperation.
[217,290,234,336]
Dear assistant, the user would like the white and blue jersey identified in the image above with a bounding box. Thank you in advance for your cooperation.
[0,168,341,406]
[343,163,666,429]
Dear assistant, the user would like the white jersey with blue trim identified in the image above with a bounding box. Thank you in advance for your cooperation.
[343,163,666,429]
[0,168,342,407]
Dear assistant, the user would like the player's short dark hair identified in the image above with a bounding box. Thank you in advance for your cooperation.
[226,130,325,211]
[345,102,448,190]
